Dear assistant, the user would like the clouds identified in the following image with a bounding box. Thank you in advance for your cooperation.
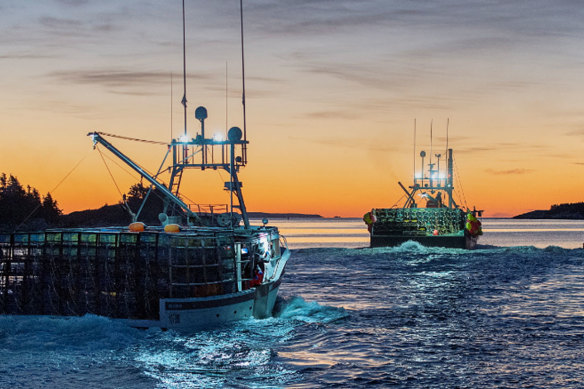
[565,128,584,138]
[46,69,216,96]
[1,0,583,216]
[485,168,534,176]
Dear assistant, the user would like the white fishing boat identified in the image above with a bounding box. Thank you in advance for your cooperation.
[0,1,290,331]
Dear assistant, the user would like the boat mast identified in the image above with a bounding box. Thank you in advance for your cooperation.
[181,0,188,162]
[167,0,189,199]
[413,119,416,186]
[240,0,247,164]
[447,148,455,208]
[89,2,251,228]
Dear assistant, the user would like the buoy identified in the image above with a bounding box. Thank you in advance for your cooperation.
[129,222,146,232]
[164,224,180,233]
[433,229,439,236]
[363,211,377,225]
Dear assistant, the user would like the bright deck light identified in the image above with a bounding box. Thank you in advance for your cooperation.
[213,132,225,142]
[179,134,190,143]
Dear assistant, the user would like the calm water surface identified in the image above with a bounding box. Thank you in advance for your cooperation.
[1,218,583,388]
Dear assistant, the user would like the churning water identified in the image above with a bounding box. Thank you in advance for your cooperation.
[1,219,583,388]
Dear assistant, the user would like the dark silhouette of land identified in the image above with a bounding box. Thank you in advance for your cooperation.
[0,174,321,232]
[514,202,584,219]
[0,173,61,231]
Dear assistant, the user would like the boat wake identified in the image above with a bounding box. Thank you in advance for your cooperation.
[274,296,348,324]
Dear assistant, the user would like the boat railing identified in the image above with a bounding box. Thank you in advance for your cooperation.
[266,234,289,282]
[188,203,229,214]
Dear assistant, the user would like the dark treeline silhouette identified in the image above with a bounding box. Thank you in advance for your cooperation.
[0,175,166,231]
[1,175,321,231]
[60,182,165,227]
[0,173,62,232]
[514,202,584,219]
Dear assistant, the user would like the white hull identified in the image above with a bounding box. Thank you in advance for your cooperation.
[120,248,289,331]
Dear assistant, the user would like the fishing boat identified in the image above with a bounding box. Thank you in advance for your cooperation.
[0,2,290,331]
[364,147,482,249]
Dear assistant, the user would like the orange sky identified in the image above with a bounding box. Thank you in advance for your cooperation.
[1,1,583,218]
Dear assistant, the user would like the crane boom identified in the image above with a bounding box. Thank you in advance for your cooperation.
[88,132,201,224]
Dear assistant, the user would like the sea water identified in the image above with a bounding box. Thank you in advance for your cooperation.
[1,219,583,388]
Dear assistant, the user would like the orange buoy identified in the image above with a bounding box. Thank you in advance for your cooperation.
[129,222,146,232]
[164,224,180,233]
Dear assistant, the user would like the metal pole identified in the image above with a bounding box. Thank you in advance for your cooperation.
[240,0,247,164]
[235,242,242,292]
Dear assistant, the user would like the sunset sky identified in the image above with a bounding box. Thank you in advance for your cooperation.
[1,0,583,218]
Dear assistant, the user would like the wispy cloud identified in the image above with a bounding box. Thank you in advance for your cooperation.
[485,168,533,175]
[55,0,90,6]
[249,0,584,39]
[305,110,360,120]
[565,128,584,137]
[46,69,213,94]
[0,52,56,60]
[289,135,397,153]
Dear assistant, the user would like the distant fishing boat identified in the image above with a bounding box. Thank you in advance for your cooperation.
[364,146,483,249]
[0,1,290,331]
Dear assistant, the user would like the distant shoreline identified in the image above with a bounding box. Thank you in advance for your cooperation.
[247,212,323,219]
[513,202,584,220]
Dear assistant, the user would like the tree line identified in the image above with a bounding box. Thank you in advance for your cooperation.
[0,173,62,232]
[0,173,164,232]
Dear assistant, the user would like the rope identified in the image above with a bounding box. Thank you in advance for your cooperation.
[453,157,468,209]
[99,149,141,181]
[97,145,125,199]
[14,151,90,232]
[390,193,407,209]
[95,131,168,145]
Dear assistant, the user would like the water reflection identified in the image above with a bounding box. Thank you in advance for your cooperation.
[254,218,584,249]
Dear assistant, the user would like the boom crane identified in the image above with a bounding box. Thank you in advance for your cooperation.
[88,131,202,225]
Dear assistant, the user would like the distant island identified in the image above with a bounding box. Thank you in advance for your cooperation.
[247,212,322,219]
[60,203,322,228]
[61,206,322,227]
[513,202,584,219]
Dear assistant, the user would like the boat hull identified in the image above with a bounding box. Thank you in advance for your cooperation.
[4,281,284,332]
[370,233,478,249]
[0,228,291,332]
[145,250,289,331]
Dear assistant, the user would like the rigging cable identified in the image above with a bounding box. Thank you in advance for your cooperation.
[97,145,125,200]
[13,151,90,232]
[390,193,407,209]
[96,145,175,217]
[453,157,469,210]
[94,131,168,145]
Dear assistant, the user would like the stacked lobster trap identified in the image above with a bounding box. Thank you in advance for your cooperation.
[0,229,257,320]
